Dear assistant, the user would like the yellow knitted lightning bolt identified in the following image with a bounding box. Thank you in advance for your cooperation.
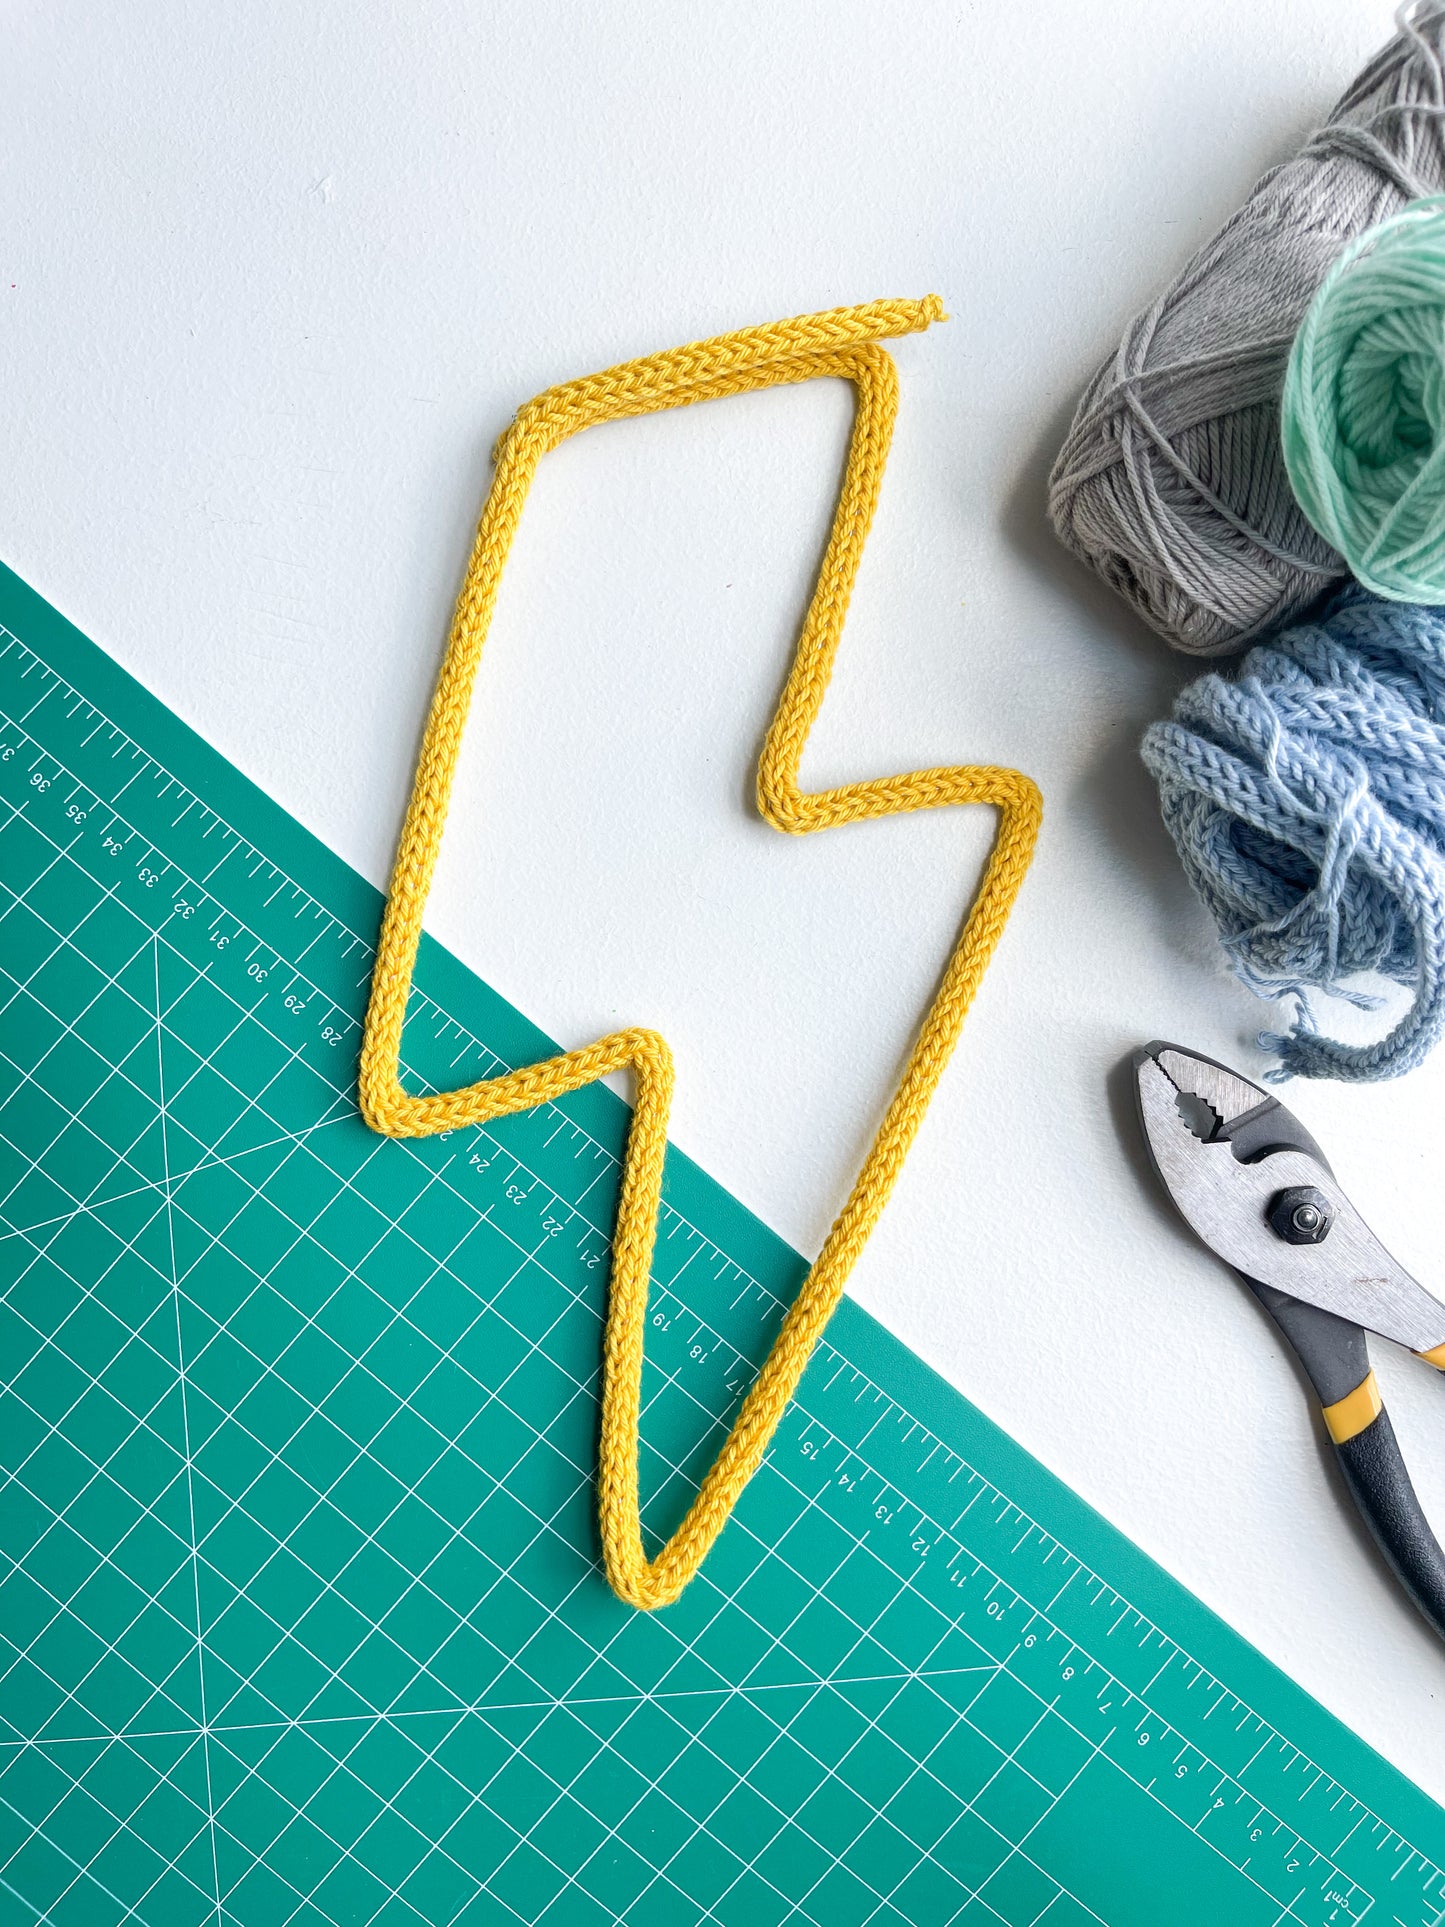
[359,296,1042,1610]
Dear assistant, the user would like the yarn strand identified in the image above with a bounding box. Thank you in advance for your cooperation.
[1283,194,1445,603]
[1049,1,1445,656]
[359,298,1041,1609]
[1142,588,1445,1081]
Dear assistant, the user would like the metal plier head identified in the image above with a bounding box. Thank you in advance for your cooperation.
[1134,1042,1445,1644]
[1136,1044,1445,1355]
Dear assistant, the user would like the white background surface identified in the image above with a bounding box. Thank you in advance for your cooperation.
[6,0,1445,1806]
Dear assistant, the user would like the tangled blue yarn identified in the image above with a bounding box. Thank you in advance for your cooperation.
[1141,589,1445,1081]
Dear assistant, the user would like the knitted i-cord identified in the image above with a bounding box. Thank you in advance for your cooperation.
[359,297,1043,1610]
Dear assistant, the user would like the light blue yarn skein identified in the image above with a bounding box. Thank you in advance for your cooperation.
[1141,589,1445,1081]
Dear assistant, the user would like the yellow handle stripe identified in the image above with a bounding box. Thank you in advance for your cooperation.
[1322,1371,1383,1446]
[358,297,1042,1611]
[1415,1342,1445,1370]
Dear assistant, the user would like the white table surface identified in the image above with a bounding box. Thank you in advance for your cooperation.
[6,0,1445,1807]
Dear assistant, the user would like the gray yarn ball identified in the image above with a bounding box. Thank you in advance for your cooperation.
[1049,3,1445,658]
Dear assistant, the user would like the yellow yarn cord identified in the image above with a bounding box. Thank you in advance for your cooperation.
[359,296,1042,1610]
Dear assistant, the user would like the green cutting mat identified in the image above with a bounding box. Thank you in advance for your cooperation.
[1,559,1442,1927]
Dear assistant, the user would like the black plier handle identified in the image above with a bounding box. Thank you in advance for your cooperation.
[1271,1286,1445,1641]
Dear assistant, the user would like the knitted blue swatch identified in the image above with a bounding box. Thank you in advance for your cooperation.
[1141,589,1445,1082]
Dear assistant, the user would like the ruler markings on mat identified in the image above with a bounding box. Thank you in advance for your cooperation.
[0,562,1442,1926]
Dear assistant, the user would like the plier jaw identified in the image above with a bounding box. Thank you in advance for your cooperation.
[1132,1041,1445,1644]
[1134,1043,1445,1355]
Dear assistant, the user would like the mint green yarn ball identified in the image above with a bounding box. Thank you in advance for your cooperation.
[1283,195,1445,604]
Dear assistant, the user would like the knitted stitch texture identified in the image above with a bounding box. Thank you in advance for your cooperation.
[359,298,1042,1609]
[1142,587,1445,1080]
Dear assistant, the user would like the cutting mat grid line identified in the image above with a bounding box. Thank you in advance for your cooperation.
[0,635,1425,1927]
[0,652,1401,1854]
[0,631,1422,1879]
[0,612,1425,1927]
[0,574,1442,1927]
[0,798,1139,1927]
[0,663,1391,1909]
